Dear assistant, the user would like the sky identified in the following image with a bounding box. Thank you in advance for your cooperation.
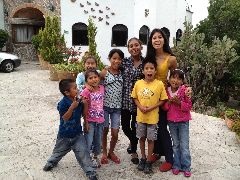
[188,0,209,27]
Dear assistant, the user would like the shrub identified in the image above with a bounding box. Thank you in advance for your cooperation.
[172,22,239,112]
[39,16,66,64]
[31,33,42,52]
[0,29,9,50]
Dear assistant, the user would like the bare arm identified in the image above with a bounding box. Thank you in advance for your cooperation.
[168,56,177,71]
[146,100,167,113]
[62,97,79,121]
[133,98,147,113]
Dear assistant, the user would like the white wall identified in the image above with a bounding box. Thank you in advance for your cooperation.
[61,0,191,65]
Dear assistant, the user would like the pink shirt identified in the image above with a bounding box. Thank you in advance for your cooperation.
[80,85,105,123]
[163,85,192,122]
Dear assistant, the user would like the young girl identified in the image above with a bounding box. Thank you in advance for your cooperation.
[163,69,192,177]
[100,49,124,164]
[121,38,144,165]
[80,70,105,168]
[76,56,98,92]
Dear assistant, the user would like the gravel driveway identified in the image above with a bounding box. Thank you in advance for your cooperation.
[0,62,239,180]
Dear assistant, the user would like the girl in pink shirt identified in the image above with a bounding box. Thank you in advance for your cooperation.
[81,69,105,168]
[163,69,192,177]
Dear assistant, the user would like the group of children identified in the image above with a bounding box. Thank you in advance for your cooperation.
[43,38,192,179]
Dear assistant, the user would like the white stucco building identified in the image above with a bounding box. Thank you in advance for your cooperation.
[61,0,192,64]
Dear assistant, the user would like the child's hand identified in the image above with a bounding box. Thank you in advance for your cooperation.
[170,96,181,105]
[185,87,192,98]
[70,96,81,110]
[84,122,89,133]
[85,84,94,92]
[139,105,148,113]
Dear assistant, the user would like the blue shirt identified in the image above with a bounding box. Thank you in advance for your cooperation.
[57,96,83,138]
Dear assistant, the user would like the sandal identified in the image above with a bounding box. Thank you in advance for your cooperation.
[100,155,109,164]
[108,153,121,164]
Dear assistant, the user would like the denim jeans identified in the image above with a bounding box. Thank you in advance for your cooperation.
[84,122,104,156]
[168,121,191,171]
[104,106,121,129]
[46,134,96,177]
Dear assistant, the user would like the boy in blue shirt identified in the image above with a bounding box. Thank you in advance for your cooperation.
[43,79,97,180]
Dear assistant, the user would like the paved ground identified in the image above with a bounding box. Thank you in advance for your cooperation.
[0,62,239,180]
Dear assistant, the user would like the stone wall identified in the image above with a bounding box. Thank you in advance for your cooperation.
[3,0,60,61]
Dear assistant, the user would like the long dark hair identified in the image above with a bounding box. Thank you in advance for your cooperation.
[145,28,174,62]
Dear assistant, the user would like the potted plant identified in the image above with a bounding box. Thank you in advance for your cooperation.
[54,47,83,80]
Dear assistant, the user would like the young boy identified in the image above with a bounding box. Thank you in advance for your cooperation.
[43,79,98,180]
[131,59,168,174]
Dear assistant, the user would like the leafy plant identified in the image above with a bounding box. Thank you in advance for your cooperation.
[232,120,240,137]
[0,29,9,50]
[225,108,240,121]
[39,16,66,64]
[54,61,84,73]
[31,33,42,52]
[172,22,239,112]
[87,17,105,70]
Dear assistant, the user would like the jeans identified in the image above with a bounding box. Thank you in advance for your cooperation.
[153,109,173,164]
[168,121,191,171]
[46,134,96,177]
[84,122,104,156]
[121,109,138,153]
[104,107,121,129]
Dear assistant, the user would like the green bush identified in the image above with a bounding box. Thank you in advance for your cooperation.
[0,29,9,50]
[39,16,66,64]
[232,120,240,136]
[172,22,239,112]
[88,18,105,70]
[31,33,42,52]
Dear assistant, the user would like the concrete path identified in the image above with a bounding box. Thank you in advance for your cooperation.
[0,62,239,180]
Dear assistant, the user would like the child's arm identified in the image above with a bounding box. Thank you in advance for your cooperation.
[100,67,108,80]
[146,100,167,113]
[133,98,148,113]
[62,97,80,121]
[82,98,89,132]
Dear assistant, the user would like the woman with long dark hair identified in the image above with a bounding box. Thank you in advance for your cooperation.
[145,28,177,172]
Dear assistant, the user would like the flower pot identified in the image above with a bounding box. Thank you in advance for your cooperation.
[49,64,59,81]
[38,54,49,70]
[66,72,78,80]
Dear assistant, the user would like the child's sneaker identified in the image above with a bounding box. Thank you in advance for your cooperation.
[172,168,180,175]
[137,158,146,171]
[88,174,98,180]
[184,171,191,177]
[43,163,54,171]
[159,162,172,172]
[92,156,101,168]
[143,161,153,174]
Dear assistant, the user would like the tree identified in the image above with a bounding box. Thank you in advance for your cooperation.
[173,22,239,111]
[87,17,105,70]
[39,16,65,64]
[0,29,9,50]
[197,0,240,93]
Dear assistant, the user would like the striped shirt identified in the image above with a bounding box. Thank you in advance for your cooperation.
[103,71,123,108]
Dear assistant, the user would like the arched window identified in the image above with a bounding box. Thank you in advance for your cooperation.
[72,23,88,46]
[161,27,170,43]
[112,24,128,46]
[176,29,183,41]
[139,25,150,45]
